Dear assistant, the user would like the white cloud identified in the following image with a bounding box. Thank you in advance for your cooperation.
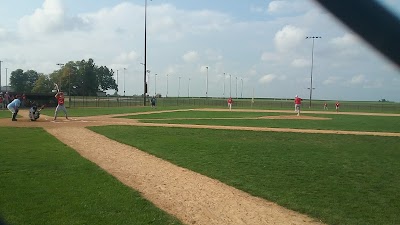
[19,0,65,34]
[347,74,383,89]
[364,80,383,89]
[149,5,231,41]
[259,74,277,84]
[165,65,183,75]
[274,25,306,52]
[18,0,87,35]
[261,52,279,62]
[0,27,7,38]
[204,49,223,61]
[291,58,310,68]
[115,51,140,63]
[331,33,359,48]
[350,74,366,84]
[250,5,265,13]
[183,51,199,63]
[267,0,310,14]
[323,76,342,85]
[267,1,283,13]
[200,65,210,73]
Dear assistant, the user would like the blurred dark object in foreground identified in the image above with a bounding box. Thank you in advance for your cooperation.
[314,0,400,68]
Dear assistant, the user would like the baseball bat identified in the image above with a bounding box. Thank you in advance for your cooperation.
[54,83,60,92]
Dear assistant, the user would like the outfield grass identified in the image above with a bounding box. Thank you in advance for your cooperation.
[89,126,400,225]
[123,111,400,133]
[0,110,10,119]
[0,110,22,119]
[0,127,182,225]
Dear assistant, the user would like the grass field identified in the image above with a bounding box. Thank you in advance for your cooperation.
[0,110,10,119]
[1,106,400,225]
[122,110,400,133]
[89,125,400,225]
[0,127,181,225]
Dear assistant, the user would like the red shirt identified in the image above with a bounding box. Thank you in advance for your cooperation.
[227,98,233,104]
[56,93,65,105]
[294,97,302,104]
[335,102,340,107]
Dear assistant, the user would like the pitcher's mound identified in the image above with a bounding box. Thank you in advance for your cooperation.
[260,115,331,120]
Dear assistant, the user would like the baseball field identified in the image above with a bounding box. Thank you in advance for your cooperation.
[0,106,399,225]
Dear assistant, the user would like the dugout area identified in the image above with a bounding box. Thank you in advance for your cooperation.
[18,93,57,108]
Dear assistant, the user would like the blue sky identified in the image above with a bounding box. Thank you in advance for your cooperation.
[1,0,400,101]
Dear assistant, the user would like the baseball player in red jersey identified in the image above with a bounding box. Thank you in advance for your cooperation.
[53,84,69,120]
[294,95,302,116]
[227,97,233,111]
[335,101,340,113]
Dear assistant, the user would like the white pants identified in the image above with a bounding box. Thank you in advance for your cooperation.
[7,105,16,114]
[55,104,68,117]
[295,104,301,113]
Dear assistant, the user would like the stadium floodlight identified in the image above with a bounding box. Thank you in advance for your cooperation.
[306,36,321,108]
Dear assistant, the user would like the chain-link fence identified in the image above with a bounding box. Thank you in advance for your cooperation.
[64,96,400,113]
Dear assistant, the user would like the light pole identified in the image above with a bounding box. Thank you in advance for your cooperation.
[56,63,64,89]
[116,70,119,95]
[206,66,209,98]
[154,73,157,96]
[166,74,169,97]
[241,78,243,98]
[146,70,151,96]
[229,74,232,98]
[178,76,181,98]
[235,76,238,99]
[5,68,8,92]
[188,78,191,97]
[143,0,152,105]
[223,72,226,98]
[123,68,127,96]
[68,69,71,106]
[306,36,321,108]
[0,60,2,90]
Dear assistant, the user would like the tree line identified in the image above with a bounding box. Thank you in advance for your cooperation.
[9,58,118,96]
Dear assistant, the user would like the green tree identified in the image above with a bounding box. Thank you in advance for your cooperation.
[9,69,39,93]
[58,59,117,96]
[96,66,118,92]
[10,58,118,96]
[32,74,53,93]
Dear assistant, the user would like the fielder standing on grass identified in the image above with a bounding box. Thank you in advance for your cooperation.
[54,84,69,120]
[335,101,340,113]
[294,95,302,116]
[227,97,233,111]
[7,95,22,121]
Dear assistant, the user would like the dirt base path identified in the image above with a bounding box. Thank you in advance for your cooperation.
[45,126,323,225]
[2,108,399,225]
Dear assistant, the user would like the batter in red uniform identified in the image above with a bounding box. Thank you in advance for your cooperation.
[54,86,69,120]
